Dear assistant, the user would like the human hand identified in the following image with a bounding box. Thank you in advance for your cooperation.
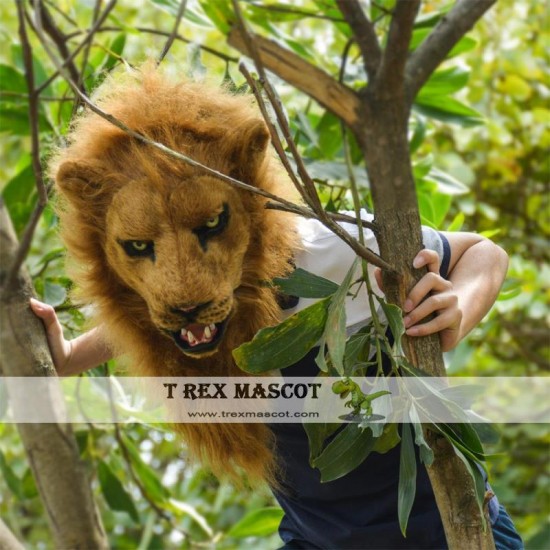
[30,298,73,375]
[375,249,463,352]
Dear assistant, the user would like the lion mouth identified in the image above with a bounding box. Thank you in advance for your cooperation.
[171,319,229,355]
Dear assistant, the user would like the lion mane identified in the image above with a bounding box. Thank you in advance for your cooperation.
[50,67,298,486]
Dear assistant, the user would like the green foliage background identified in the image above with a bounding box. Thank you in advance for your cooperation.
[0,0,548,548]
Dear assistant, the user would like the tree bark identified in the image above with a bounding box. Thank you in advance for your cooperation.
[0,199,109,550]
[358,88,495,550]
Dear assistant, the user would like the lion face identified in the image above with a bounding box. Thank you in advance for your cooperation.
[102,172,253,357]
[54,71,296,367]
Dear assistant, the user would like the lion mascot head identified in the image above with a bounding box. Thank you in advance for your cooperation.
[50,66,298,485]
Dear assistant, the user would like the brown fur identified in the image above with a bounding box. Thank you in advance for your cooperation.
[50,66,298,485]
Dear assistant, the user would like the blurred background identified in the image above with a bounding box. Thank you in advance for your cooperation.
[0,0,548,548]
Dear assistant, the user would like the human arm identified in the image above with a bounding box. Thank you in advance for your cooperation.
[376,232,509,352]
[29,298,114,376]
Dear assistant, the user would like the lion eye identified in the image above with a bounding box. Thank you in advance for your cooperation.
[131,241,148,251]
[205,215,220,229]
[193,203,230,251]
[119,240,155,259]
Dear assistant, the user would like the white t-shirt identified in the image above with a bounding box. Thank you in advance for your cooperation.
[282,211,446,334]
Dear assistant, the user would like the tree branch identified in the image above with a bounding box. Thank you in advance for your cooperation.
[227,26,362,131]
[6,0,50,291]
[375,0,420,93]
[157,0,188,64]
[33,0,83,92]
[231,1,322,211]
[0,519,24,550]
[335,0,381,80]
[0,202,109,550]
[76,0,103,96]
[32,0,117,94]
[406,0,497,99]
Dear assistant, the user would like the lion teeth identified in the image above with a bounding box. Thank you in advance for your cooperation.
[187,331,197,345]
[204,326,212,339]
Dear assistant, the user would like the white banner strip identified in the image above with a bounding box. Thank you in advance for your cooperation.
[0,376,549,424]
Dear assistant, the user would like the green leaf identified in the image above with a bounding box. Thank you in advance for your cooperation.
[198,0,233,33]
[469,417,501,445]
[11,45,51,93]
[21,468,39,499]
[372,423,401,454]
[446,212,465,231]
[304,421,341,464]
[0,64,27,93]
[0,104,52,135]
[103,34,126,71]
[2,162,36,234]
[376,297,405,354]
[344,326,372,372]
[409,116,426,153]
[413,96,484,127]
[448,36,478,58]
[120,433,168,504]
[409,405,434,466]
[233,297,330,373]
[426,168,469,195]
[97,460,139,522]
[326,258,359,375]
[418,67,470,97]
[227,507,284,538]
[167,498,213,536]
[44,280,67,307]
[313,424,375,482]
[315,333,329,372]
[148,0,181,16]
[452,447,487,528]
[398,423,417,536]
[273,267,338,298]
[0,451,23,499]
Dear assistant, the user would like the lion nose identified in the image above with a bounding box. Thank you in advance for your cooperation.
[171,301,211,317]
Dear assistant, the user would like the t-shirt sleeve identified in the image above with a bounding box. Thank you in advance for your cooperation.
[421,227,451,279]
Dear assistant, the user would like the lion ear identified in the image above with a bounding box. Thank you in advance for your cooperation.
[56,161,106,203]
[230,120,270,183]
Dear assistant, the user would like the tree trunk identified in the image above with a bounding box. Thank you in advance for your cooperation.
[357,91,495,550]
[0,199,109,550]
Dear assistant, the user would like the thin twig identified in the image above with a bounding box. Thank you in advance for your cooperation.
[0,91,75,102]
[239,64,312,207]
[375,0,420,93]
[335,0,381,81]
[65,26,238,63]
[232,0,322,211]
[157,0,188,64]
[247,2,345,22]
[33,0,83,91]
[5,1,49,292]
[266,204,376,232]
[76,0,103,96]
[32,0,117,94]
[406,0,497,100]
[43,0,78,27]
